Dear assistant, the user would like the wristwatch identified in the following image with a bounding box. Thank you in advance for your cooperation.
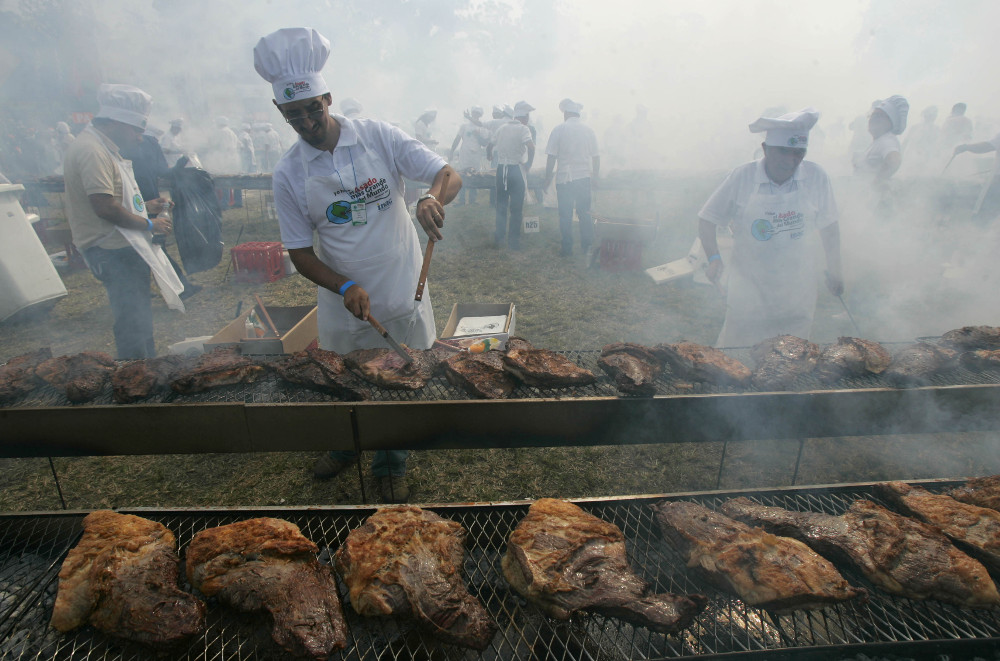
[417,193,437,203]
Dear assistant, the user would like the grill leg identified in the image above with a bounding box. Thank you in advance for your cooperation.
[791,439,806,485]
[47,457,67,510]
[716,441,728,489]
[350,408,367,503]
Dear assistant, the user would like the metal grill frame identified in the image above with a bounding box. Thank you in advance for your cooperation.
[2,479,1000,660]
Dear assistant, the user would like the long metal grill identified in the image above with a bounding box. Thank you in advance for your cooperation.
[2,480,999,660]
[5,344,1000,408]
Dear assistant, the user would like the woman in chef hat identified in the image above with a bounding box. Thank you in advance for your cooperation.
[855,95,909,184]
[698,108,844,347]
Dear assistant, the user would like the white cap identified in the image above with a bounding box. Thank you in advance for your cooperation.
[749,107,820,148]
[875,95,909,134]
[93,83,152,130]
[559,98,583,114]
[340,97,362,114]
[253,27,331,105]
[513,100,534,118]
[492,104,505,117]
[501,104,514,118]
[469,105,484,117]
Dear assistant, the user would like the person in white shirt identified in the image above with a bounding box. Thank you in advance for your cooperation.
[544,98,600,257]
[699,108,843,347]
[854,95,908,184]
[953,131,1000,223]
[254,27,461,503]
[414,108,438,148]
[159,118,187,168]
[487,101,534,250]
[449,105,490,205]
[237,123,257,174]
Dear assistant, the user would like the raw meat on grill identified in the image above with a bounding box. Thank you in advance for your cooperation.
[883,342,957,386]
[940,325,1000,351]
[652,500,862,611]
[334,506,497,650]
[51,510,205,645]
[36,351,116,402]
[112,355,190,403]
[186,517,347,659]
[0,347,51,403]
[170,347,265,394]
[344,346,448,390]
[749,335,820,391]
[598,342,662,396]
[721,497,1000,608]
[949,475,1000,512]
[878,481,1000,574]
[443,350,516,399]
[272,348,370,400]
[653,340,752,387]
[960,349,1000,371]
[502,337,596,388]
[503,498,707,633]
[815,337,892,383]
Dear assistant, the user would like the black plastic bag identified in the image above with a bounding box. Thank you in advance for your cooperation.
[168,157,223,274]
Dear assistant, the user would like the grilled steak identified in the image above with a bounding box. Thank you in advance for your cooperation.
[598,343,662,396]
[653,340,752,387]
[960,349,1000,370]
[750,335,820,391]
[0,347,51,403]
[112,355,190,403]
[883,342,957,386]
[272,348,370,400]
[170,347,265,394]
[815,337,892,383]
[443,350,516,399]
[950,475,1000,511]
[878,481,1000,574]
[335,506,497,650]
[344,346,447,390]
[652,500,861,611]
[36,351,116,402]
[940,325,1000,351]
[51,511,205,645]
[502,337,596,388]
[186,517,347,659]
[504,498,706,633]
[721,497,1000,608]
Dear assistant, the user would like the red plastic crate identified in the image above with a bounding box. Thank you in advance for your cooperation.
[598,239,643,272]
[231,241,285,283]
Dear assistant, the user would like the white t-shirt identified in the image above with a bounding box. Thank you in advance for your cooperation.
[545,117,600,184]
[273,115,445,250]
[492,120,532,166]
[856,132,901,177]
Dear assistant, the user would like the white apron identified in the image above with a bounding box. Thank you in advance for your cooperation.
[85,126,185,312]
[716,180,818,347]
[302,142,435,353]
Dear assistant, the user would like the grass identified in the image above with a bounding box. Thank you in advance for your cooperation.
[2,177,999,511]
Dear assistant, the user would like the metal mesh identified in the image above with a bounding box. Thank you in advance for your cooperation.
[2,481,999,659]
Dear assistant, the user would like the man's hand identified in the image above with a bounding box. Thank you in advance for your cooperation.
[342,283,370,321]
[416,196,445,241]
[705,259,724,283]
[954,144,967,155]
[151,215,172,235]
[825,270,844,297]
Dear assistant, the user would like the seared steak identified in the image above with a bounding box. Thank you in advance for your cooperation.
[170,347,265,394]
[504,498,706,633]
[950,475,1000,512]
[960,349,1000,371]
[186,517,347,659]
[36,351,116,402]
[883,342,957,386]
[443,350,516,399]
[503,337,596,388]
[749,335,820,391]
[112,355,190,403]
[598,343,662,396]
[344,346,447,390]
[0,347,51,403]
[940,326,1000,351]
[272,348,370,400]
[652,500,861,611]
[653,341,752,387]
[335,506,497,650]
[815,337,892,383]
[51,510,205,645]
[721,497,1000,608]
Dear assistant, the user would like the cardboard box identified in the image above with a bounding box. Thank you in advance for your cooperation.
[646,256,697,284]
[205,305,318,355]
[440,303,515,350]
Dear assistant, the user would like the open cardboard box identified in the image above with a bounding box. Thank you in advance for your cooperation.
[437,303,516,351]
[205,304,318,355]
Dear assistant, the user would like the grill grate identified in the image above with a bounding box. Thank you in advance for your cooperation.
[2,480,999,659]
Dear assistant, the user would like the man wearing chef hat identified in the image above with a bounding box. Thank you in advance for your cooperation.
[254,27,460,502]
[854,95,908,184]
[544,98,600,257]
[488,100,535,250]
[62,83,184,359]
[698,107,843,347]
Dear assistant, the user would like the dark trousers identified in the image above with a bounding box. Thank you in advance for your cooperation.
[84,246,156,359]
[495,164,524,248]
[557,177,593,255]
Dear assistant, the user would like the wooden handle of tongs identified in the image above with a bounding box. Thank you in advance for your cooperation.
[254,294,281,338]
[415,239,434,301]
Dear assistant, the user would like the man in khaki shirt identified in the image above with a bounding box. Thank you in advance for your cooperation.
[63,84,173,358]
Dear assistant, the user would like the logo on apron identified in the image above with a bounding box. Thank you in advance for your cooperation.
[132,194,145,212]
[326,200,353,224]
[751,218,774,241]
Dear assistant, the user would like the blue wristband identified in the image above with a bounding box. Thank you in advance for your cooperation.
[338,280,356,296]
[707,253,721,263]
[146,217,154,232]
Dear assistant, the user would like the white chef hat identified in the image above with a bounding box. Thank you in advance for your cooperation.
[56,121,71,134]
[559,98,583,114]
[469,105,484,117]
[749,107,820,148]
[253,27,331,105]
[513,100,535,118]
[93,83,153,130]
[502,104,514,118]
[492,104,505,116]
[875,95,909,135]
[340,97,362,114]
